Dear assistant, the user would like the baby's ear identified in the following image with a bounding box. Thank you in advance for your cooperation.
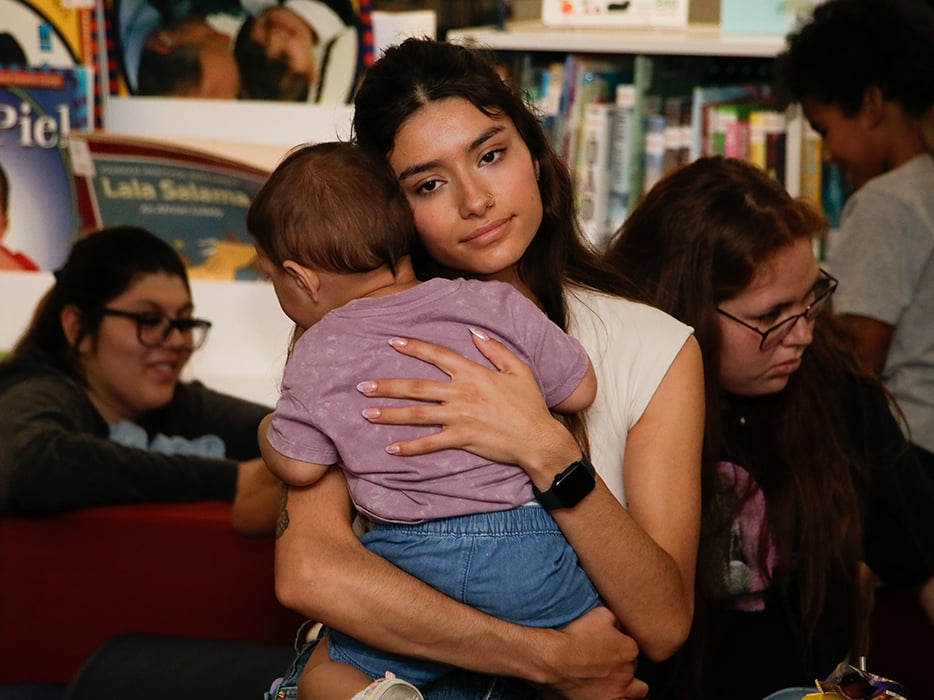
[283,260,320,300]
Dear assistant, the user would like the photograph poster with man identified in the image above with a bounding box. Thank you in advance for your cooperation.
[105,0,372,102]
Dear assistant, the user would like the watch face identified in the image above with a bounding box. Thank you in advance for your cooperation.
[554,461,596,507]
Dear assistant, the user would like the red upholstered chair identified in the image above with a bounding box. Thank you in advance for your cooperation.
[0,501,304,684]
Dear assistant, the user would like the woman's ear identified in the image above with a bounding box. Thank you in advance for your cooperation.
[60,305,86,350]
[283,260,321,301]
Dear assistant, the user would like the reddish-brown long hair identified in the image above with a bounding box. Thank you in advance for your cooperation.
[606,156,869,694]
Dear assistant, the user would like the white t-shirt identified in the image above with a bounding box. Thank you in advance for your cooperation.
[566,287,693,504]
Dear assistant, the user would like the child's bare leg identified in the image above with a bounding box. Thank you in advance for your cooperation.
[299,639,372,700]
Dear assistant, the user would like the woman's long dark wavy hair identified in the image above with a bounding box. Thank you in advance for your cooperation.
[352,38,635,450]
[605,156,870,696]
[351,37,633,328]
[12,226,190,384]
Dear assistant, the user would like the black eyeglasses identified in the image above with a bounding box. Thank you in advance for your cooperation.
[716,269,838,351]
[101,308,212,350]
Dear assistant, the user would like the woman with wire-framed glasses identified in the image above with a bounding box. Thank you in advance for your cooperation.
[0,225,279,533]
[605,156,934,700]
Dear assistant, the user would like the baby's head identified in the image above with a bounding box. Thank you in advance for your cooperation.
[248,141,415,276]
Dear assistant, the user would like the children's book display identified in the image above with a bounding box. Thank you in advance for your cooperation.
[1,64,269,279]
[0,65,93,271]
[69,133,269,280]
[103,0,373,102]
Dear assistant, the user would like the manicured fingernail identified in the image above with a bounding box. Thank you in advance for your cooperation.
[468,327,490,341]
[361,407,381,420]
[356,381,377,393]
[388,338,408,348]
[385,444,401,455]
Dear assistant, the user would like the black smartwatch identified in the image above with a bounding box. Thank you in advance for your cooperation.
[532,454,596,511]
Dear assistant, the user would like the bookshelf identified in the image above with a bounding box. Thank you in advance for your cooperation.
[448,20,804,247]
[447,19,785,57]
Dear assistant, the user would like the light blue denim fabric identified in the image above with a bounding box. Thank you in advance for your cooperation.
[263,635,537,700]
[329,504,600,687]
[265,505,597,698]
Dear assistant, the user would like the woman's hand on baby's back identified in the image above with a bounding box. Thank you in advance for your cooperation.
[357,334,582,481]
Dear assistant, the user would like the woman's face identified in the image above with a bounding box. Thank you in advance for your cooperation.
[716,237,821,396]
[250,7,317,80]
[388,97,543,286]
[75,272,195,423]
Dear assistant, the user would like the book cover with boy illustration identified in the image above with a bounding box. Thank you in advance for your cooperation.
[0,64,92,271]
[104,0,372,102]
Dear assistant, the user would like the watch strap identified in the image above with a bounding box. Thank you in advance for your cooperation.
[532,454,596,511]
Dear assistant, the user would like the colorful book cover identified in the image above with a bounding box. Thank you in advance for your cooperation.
[0,64,92,272]
[1,0,97,67]
[541,0,688,27]
[103,0,373,102]
[68,133,270,280]
[1,0,101,125]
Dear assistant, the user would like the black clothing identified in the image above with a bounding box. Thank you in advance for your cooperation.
[0,354,270,514]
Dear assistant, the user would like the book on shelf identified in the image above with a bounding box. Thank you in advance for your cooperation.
[0,64,94,272]
[763,110,787,183]
[2,0,102,126]
[556,54,633,178]
[541,0,689,28]
[799,121,822,207]
[608,83,636,237]
[689,83,771,161]
[103,0,373,103]
[576,102,614,248]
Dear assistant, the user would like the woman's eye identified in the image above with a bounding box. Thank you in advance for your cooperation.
[756,311,782,325]
[479,148,505,166]
[415,179,441,195]
[137,314,165,328]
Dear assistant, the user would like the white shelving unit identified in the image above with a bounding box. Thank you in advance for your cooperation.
[448,19,785,58]
[447,20,801,196]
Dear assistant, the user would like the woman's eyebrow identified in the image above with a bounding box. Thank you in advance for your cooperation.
[467,126,505,153]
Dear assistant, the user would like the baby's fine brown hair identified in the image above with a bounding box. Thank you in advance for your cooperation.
[247,141,415,274]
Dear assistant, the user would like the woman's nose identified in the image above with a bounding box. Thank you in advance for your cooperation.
[459,180,493,217]
[782,314,814,348]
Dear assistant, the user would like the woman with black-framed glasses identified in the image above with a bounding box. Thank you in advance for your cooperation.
[0,226,279,534]
[605,156,934,700]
